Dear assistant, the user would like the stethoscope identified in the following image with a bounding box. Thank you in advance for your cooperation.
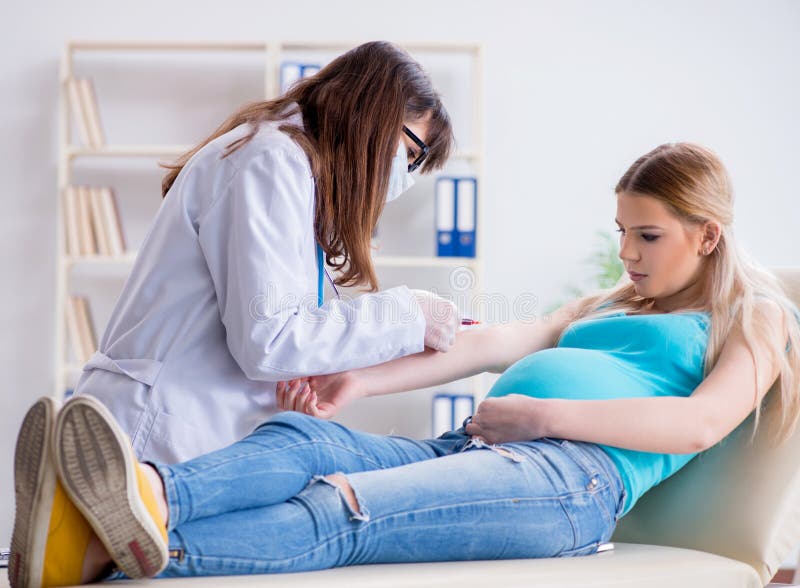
[316,243,340,307]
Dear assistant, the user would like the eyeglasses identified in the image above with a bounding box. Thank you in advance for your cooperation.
[403,125,430,173]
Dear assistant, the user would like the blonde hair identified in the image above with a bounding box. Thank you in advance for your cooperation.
[564,143,800,445]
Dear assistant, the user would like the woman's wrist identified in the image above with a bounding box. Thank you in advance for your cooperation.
[351,364,384,399]
[533,397,559,438]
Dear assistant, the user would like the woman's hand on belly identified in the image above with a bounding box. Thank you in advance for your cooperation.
[465,395,549,444]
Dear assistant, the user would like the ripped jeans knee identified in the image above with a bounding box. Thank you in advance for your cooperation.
[310,473,370,522]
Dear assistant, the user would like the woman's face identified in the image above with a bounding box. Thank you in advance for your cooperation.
[615,191,717,311]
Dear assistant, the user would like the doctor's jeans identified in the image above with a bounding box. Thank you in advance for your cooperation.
[109,411,627,579]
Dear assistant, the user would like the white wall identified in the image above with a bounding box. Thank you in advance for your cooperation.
[2,0,799,551]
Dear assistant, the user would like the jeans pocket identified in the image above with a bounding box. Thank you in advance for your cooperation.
[552,439,607,487]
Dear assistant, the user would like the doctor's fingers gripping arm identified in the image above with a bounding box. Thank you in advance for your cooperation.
[277,371,364,419]
[198,149,426,382]
[411,289,459,352]
[276,379,311,411]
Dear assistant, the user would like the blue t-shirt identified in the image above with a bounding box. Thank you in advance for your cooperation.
[486,311,710,516]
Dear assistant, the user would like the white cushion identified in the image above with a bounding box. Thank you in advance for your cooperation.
[0,543,760,588]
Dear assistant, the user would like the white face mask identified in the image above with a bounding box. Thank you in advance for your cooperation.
[386,141,415,203]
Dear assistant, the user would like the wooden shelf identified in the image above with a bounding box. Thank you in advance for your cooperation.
[66,145,477,162]
[67,145,191,159]
[64,251,476,269]
[69,41,269,52]
[281,41,481,54]
[68,40,479,54]
[372,256,478,268]
[63,252,137,266]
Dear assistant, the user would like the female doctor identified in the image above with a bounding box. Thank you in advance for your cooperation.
[73,41,458,464]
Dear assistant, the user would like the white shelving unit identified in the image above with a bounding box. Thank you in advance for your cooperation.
[55,40,484,435]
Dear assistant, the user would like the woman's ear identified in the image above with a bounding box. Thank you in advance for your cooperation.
[700,221,722,255]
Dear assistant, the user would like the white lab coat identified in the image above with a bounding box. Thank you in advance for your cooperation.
[75,112,426,464]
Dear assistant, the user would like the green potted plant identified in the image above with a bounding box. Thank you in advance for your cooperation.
[546,230,624,312]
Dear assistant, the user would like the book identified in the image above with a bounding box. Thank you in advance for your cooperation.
[62,187,80,256]
[66,185,126,258]
[0,547,9,569]
[432,393,475,437]
[455,178,477,258]
[88,187,111,256]
[432,394,453,438]
[75,186,97,255]
[435,178,456,257]
[76,297,97,359]
[65,295,87,362]
[435,177,478,258]
[66,78,92,146]
[66,296,96,363]
[453,395,474,428]
[77,78,105,147]
[100,187,126,255]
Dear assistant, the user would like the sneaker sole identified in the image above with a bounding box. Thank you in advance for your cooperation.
[9,396,60,588]
[54,396,167,579]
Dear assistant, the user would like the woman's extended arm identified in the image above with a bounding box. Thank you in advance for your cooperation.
[279,300,582,418]
[467,300,787,453]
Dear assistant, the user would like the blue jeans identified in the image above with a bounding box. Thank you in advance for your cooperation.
[113,412,626,578]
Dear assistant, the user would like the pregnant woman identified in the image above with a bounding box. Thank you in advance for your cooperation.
[11,143,800,586]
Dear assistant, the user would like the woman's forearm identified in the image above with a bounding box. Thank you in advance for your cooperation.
[357,328,498,397]
[542,395,713,454]
[353,305,573,400]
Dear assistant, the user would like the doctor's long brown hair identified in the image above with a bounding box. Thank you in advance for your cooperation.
[160,41,454,290]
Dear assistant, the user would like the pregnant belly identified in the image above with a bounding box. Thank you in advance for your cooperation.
[487,347,653,401]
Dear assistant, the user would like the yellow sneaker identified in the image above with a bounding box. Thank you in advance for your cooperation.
[41,482,94,586]
[9,396,93,588]
[54,395,169,579]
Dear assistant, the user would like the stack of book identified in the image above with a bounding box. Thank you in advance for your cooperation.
[435,177,478,258]
[432,393,475,437]
[62,186,126,257]
[65,296,96,364]
[66,77,105,147]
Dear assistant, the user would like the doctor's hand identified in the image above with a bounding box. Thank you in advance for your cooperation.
[411,289,459,353]
[276,371,365,420]
[465,395,549,445]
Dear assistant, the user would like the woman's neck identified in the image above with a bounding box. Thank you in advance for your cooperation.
[651,272,711,314]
